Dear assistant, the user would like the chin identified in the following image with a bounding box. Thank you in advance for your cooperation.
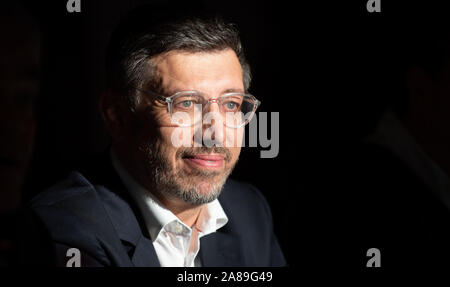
[196,180,217,193]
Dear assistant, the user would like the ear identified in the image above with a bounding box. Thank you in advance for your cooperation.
[99,89,130,142]
[405,66,434,109]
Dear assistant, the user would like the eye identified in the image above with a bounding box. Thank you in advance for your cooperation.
[180,100,193,108]
[224,101,240,111]
[226,102,236,109]
[174,96,199,110]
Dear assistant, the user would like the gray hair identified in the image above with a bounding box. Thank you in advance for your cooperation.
[106,15,252,111]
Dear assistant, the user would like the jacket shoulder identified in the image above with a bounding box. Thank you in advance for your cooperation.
[28,171,117,265]
[30,171,96,207]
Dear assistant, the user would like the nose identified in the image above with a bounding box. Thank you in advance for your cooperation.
[201,99,225,146]
[203,99,221,114]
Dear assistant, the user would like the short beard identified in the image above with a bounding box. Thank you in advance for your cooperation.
[137,141,235,206]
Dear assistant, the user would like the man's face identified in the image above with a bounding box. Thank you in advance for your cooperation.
[128,49,244,206]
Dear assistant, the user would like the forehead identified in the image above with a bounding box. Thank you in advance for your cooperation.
[152,49,244,94]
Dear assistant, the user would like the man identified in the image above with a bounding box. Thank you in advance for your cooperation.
[27,6,286,267]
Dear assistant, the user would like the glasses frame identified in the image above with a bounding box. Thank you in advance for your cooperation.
[136,88,261,128]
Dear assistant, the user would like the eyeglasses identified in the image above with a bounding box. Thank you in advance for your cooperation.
[136,88,261,128]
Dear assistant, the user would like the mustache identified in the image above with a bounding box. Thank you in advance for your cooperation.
[177,146,232,162]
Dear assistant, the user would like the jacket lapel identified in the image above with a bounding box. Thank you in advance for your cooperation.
[199,229,244,267]
[130,235,160,267]
[83,152,161,267]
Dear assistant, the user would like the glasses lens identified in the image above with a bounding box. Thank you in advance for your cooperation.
[222,94,258,128]
[170,93,203,126]
[169,93,259,127]
[172,93,203,111]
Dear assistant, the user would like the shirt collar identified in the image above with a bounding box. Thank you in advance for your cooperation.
[110,149,228,241]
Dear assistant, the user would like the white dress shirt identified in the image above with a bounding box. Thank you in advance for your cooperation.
[110,150,228,267]
[364,110,450,210]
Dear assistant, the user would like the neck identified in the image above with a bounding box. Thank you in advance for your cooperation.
[158,197,204,228]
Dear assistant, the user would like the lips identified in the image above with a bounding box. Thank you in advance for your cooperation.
[183,153,225,169]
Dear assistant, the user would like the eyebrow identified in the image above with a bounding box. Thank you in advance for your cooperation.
[222,88,245,94]
[164,87,245,96]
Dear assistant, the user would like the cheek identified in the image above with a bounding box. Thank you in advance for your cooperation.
[223,126,244,148]
[229,147,241,164]
[158,126,181,162]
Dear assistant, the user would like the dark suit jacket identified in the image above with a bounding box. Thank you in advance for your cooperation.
[26,155,286,267]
